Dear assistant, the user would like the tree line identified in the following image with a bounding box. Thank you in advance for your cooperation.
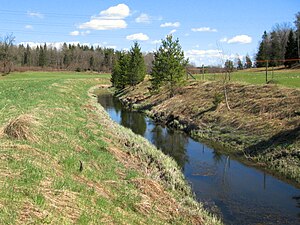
[256,12,300,67]
[0,36,155,75]
[111,35,187,97]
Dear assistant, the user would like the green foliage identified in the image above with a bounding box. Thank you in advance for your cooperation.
[128,42,146,86]
[111,42,146,89]
[284,29,298,67]
[224,59,234,72]
[245,54,252,68]
[151,35,188,97]
[256,31,269,67]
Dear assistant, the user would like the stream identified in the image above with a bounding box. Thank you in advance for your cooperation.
[98,92,300,225]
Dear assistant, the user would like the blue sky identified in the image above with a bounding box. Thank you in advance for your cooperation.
[0,0,299,66]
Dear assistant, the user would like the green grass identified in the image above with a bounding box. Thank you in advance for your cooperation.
[0,71,219,224]
[193,68,300,88]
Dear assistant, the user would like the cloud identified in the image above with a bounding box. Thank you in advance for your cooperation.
[185,49,239,66]
[99,3,130,19]
[151,40,161,44]
[135,13,150,23]
[169,29,177,34]
[126,33,149,41]
[70,31,80,36]
[69,30,91,36]
[227,35,252,44]
[219,37,228,42]
[24,25,33,30]
[27,11,44,19]
[191,27,217,32]
[78,4,130,30]
[160,22,180,28]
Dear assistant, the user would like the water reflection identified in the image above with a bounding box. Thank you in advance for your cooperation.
[150,126,189,168]
[98,92,300,225]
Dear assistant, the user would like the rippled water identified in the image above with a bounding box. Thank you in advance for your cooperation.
[98,92,300,225]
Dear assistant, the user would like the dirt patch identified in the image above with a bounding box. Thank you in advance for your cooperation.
[17,201,48,224]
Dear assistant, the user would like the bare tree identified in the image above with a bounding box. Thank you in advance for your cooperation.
[0,33,15,75]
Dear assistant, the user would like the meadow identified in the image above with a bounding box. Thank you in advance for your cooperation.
[193,68,300,88]
[0,71,219,224]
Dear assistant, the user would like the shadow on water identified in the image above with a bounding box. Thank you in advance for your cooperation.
[98,92,300,225]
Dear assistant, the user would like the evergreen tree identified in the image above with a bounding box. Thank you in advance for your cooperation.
[128,42,146,86]
[151,35,188,97]
[237,58,243,70]
[256,31,269,67]
[111,52,130,89]
[284,29,298,67]
[294,12,300,60]
[245,54,252,68]
[111,56,122,88]
[224,59,234,72]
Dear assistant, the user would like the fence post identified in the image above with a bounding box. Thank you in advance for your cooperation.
[202,64,204,80]
[265,60,268,84]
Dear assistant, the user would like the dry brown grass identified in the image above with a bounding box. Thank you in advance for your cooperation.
[2,114,39,142]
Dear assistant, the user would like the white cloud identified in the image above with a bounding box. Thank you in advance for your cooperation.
[151,40,161,44]
[227,35,252,44]
[186,48,241,66]
[169,29,177,34]
[160,22,180,28]
[191,27,217,32]
[79,19,127,30]
[27,11,44,19]
[70,31,80,36]
[126,33,149,41]
[99,3,130,19]
[135,13,150,23]
[78,4,129,30]
[24,25,33,30]
[220,37,228,42]
[69,30,91,36]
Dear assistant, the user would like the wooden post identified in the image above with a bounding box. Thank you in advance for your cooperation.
[265,60,268,84]
[272,66,274,80]
[202,64,204,80]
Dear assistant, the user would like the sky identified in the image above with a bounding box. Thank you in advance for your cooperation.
[0,0,299,66]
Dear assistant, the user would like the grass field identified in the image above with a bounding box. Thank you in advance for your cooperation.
[193,68,300,88]
[0,71,219,224]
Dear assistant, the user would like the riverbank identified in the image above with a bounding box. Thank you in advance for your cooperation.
[116,79,300,184]
[0,72,220,224]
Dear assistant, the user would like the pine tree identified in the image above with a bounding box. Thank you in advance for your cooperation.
[237,58,243,70]
[128,42,146,86]
[111,51,130,89]
[245,54,252,68]
[256,31,269,67]
[284,29,298,67]
[151,35,188,97]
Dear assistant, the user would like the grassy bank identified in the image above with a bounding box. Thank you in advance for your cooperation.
[117,77,300,184]
[0,71,220,224]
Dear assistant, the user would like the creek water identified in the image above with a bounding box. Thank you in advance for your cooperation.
[98,92,300,225]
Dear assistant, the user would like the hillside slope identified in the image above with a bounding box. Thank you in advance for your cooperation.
[118,79,300,183]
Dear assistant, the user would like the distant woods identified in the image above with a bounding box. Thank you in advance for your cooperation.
[255,12,300,67]
[0,37,154,75]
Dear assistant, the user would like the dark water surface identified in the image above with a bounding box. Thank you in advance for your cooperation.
[98,92,300,225]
